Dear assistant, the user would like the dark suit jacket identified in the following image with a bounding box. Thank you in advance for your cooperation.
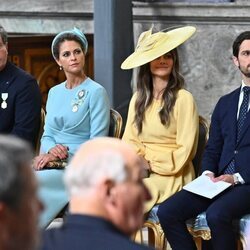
[40,214,153,250]
[0,62,41,148]
[202,86,250,184]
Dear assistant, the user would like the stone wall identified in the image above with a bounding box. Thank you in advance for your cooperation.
[133,1,250,120]
[1,0,250,120]
[0,0,94,34]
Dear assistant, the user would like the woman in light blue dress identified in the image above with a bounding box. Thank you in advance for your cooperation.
[33,28,110,228]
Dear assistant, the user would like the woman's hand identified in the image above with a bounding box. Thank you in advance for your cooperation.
[48,144,69,160]
[140,156,151,178]
[33,153,58,170]
[140,156,150,169]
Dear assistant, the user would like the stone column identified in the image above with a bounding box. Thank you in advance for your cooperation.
[94,0,133,114]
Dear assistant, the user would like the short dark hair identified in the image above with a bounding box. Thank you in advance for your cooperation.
[0,25,8,44]
[232,31,250,57]
[0,135,33,210]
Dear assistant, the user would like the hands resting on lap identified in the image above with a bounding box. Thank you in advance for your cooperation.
[33,144,68,170]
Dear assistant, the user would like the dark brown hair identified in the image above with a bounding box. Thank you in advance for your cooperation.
[134,48,185,134]
[233,31,250,58]
[52,33,86,60]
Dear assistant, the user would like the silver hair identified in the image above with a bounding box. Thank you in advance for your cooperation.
[0,135,33,209]
[0,25,8,44]
[64,150,128,196]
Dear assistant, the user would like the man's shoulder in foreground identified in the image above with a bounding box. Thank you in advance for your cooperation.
[40,215,153,250]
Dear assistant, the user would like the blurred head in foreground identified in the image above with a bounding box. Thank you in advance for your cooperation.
[65,137,151,236]
[0,135,43,250]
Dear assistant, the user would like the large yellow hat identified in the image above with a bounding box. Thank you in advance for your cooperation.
[121,26,196,70]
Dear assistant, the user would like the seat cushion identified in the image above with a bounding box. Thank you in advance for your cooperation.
[147,205,160,223]
[186,212,250,235]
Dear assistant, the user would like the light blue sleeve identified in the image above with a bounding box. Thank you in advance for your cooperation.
[40,89,57,153]
[89,87,110,138]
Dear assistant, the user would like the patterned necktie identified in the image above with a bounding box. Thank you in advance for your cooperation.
[224,86,250,174]
[237,86,250,140]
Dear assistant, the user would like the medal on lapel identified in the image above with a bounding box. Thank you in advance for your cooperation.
[1,93,8,109]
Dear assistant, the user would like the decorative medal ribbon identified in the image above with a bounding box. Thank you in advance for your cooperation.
[1,93,8,109]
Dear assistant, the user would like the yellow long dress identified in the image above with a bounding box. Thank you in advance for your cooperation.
[122,89,199,212]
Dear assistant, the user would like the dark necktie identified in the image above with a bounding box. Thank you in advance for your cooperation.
[224,86,250,174]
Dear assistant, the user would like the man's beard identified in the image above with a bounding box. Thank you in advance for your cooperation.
[239,65,250,78]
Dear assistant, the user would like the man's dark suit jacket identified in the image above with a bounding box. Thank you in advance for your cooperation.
[0,61,41,148]
[202,86,250,184]
[41,214,153,250]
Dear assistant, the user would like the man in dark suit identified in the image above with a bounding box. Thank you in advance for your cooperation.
[0,135,43,250]
[157,31,250,250]
[40,137,153,250]
[0,25,41,148]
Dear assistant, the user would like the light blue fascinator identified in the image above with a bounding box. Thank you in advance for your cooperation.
[51,27,88,59]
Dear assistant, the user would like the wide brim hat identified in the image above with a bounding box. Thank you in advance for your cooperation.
[121,26,196,70]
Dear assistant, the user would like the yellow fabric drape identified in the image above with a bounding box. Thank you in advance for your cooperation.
[122,89,199,212]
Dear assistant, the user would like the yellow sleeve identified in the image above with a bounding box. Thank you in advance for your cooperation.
[168,90,199,174]
[122,93,146,156]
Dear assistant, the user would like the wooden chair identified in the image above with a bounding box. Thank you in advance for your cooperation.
[141,205,166,250]
[192,116,209,177]
[109,108,123,138]
[186,210,250,250]
[35,108,46,155]
[138,116,209,250]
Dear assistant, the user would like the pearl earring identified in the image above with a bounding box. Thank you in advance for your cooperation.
[59,66,63,70]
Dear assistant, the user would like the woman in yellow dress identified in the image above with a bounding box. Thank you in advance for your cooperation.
[121,26,199,212]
